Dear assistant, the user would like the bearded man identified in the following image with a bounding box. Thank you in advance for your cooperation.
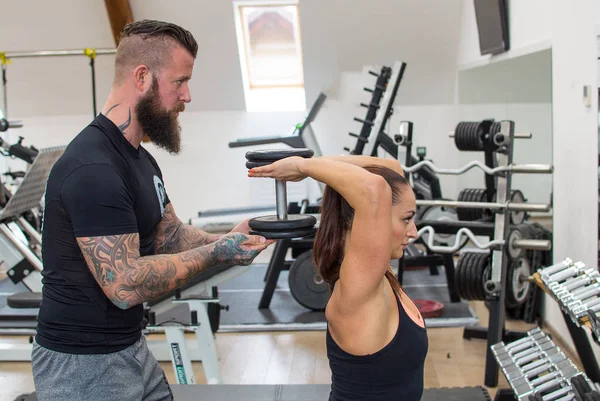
[32,20,271,401]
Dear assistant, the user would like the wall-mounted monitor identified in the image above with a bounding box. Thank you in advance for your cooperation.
[474,0,510,56]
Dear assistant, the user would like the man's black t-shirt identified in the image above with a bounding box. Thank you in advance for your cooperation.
[36,113,170,354]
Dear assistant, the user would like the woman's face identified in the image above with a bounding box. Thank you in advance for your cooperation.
[390,188,418,259]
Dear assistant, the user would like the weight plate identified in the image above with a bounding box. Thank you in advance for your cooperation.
[246,148,314,162]
[413,299,444,318]
[506,225,527,260]
[288,251,330,311]
[457,189,472,221]
[419,205,460,246]
[474,252,490,300]
[249,214,317,231]
[246,160,273,169]
[458,252,471,300]
[506,257,532,307]
[467,252,481,301]
[250,226,317,239]
[455,252,474,300]
[510,190,526,225]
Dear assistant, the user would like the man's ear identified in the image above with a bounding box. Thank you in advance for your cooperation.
[133,65,151,92]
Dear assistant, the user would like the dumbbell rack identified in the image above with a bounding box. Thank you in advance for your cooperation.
[529,258,600,384]
[402,120,554,387]
[492,327,600,400]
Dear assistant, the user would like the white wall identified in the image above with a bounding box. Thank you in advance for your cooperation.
[549,0,599,363]
[457,0,551,70]
[299,0,463,106]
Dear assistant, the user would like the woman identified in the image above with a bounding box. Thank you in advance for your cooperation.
[249,155,426,401]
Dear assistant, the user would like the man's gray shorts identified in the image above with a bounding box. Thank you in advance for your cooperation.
[32,335,173,401]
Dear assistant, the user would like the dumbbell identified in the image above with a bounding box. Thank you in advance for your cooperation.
[245,148,317,239]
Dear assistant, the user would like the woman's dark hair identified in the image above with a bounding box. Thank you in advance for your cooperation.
[312,165,410,296]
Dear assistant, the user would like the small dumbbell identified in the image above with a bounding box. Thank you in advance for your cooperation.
[539,258,575,276]
[245,148,317,239]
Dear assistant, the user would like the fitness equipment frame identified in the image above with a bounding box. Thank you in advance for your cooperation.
[0,47,117,118]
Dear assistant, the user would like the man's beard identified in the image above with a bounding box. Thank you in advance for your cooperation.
[135,78,184,154]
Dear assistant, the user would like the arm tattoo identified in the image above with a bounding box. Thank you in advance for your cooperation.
[103,103,120,117]
[210,234,259,266]
[155,204,220,254]
[118,108,131,132]
[78,233,214,309]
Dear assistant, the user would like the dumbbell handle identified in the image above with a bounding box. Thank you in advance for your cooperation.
[275,180,287,220]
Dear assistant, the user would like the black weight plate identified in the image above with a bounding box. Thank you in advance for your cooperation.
[458,252,475,300]
[453,253,467,299]
[289,250,330,311]
[467,188,477,220]
[246,148,314,162]
[457,189,472,221]
[467,252,481,301]
[250,226,317,239]
[249,214,317,230]
[469,253,482,300]
[457,252,474,300]
[454,122,465,150]
[246,160,274,169]
[475,253,490,300]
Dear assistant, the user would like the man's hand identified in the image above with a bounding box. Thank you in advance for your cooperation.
[230,218,276,247]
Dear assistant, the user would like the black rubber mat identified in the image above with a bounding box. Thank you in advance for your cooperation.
[16,386,494,401]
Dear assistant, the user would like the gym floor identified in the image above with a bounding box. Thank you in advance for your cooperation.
[1,225,581,401]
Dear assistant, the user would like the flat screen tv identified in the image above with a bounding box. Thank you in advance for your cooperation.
[474,0,510,55]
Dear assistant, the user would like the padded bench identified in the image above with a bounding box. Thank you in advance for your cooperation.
[7,292,42,309]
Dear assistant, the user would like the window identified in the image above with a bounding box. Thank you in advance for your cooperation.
[234,1,306,112]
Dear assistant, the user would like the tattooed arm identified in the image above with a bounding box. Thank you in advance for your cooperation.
[77,231,268,309]
[154,203,222,254]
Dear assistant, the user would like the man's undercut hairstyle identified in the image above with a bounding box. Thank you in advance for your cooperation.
[114,19,198,85]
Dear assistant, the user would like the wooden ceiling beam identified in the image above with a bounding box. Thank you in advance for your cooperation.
[104,0,134,46]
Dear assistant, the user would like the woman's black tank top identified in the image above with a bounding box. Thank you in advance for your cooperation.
[326,293,428,401]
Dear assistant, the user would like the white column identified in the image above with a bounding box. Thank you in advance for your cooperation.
[549,0,598,357]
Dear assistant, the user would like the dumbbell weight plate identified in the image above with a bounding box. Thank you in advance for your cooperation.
[288,250,330,311]
[506,257,532,308]
[249,226,317,239]
[249,214,317,231]
[246,148,314,162]
[510,190,527,225]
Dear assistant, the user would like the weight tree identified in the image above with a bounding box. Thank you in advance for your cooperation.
[401,120,554,387]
